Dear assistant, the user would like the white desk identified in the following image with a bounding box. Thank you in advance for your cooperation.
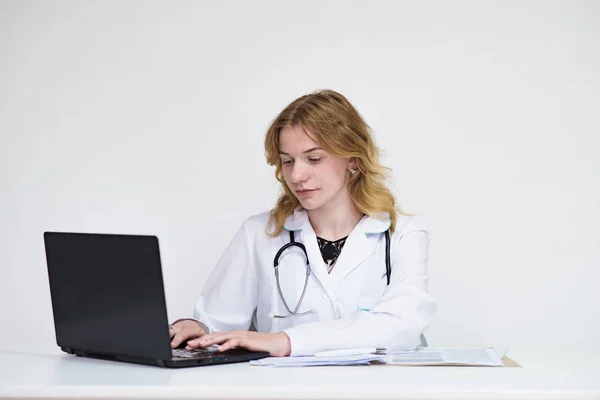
[0,350,598,400]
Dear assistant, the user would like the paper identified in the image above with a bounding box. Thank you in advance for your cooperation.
[387,347,505,366]
[250,353,389,367]
[250,347,506,367]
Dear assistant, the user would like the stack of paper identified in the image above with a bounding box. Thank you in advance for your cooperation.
[387,347,505,366]
[250,353,389,367]
[250,348,506,367]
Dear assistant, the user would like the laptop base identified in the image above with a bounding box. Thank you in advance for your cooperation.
[62,347,269,368]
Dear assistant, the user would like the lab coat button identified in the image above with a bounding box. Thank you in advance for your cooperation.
[323,294,330,301]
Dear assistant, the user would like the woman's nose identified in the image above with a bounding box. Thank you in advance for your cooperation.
[289,163,309,183]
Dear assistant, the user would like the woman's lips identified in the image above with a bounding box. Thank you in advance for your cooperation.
[296,189,317,197]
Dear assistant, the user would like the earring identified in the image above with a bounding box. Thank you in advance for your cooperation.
[349,168,356,176]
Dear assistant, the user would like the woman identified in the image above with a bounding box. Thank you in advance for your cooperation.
[170,89,435,357]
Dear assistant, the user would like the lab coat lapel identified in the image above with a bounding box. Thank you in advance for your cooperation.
[301,224,336,296]
[328,229,374,286]
[283,210,391,292]
[329,213,391,286]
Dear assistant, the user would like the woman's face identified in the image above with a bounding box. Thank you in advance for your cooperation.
[279,124,354,211]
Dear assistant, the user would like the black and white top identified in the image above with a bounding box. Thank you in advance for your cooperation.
[316,236,348,273]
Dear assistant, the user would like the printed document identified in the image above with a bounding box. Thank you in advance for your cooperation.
[250,347,505,367]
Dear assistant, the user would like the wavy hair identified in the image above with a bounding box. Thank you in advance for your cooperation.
[264,89,401,237]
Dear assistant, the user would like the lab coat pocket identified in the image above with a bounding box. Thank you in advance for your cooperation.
[357,296,380,312]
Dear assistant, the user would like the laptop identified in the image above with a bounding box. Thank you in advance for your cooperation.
[43,231,270,368]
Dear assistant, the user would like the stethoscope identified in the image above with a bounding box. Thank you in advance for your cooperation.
[269,229,392,319]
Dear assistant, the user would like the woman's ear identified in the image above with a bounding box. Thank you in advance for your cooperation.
[348,157,358,171]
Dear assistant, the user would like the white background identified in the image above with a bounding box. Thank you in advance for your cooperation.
[1,0,599,356]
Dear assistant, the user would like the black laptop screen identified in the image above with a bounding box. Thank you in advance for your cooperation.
[43,232,172,360]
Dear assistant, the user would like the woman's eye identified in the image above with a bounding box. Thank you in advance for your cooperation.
[309,158,321,163]
[281,159,293,165]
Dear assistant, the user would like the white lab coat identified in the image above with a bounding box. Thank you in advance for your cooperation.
[193,209,435,356]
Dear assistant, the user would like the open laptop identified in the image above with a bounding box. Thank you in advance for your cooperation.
[43,231,270,368]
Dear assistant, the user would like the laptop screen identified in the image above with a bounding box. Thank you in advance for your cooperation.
[44,232,172,360]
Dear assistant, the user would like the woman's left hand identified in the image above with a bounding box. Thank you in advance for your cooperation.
[186,330,291,357]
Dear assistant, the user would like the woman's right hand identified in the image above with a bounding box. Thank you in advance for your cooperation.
[169,319,207,350]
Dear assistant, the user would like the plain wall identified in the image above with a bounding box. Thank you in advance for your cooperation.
[1,0,599,355]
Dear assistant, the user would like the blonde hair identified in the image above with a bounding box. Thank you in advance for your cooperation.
[264,89,401,237]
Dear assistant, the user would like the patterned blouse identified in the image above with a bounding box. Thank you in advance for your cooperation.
[316,235,349,273]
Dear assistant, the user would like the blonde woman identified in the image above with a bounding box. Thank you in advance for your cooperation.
[170,90,435,357]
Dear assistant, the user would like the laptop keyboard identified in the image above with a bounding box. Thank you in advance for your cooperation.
[172,346,220,358]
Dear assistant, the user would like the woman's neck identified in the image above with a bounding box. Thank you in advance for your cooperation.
[307,195,364,241]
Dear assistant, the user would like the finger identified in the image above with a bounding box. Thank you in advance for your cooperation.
[169,326,175,339]
[192,333,230,347]
[170,333,188,349]
[218,338,241,352]
[182,332,206,349]
[203,334,232,346]
[190,329,207,340]
[185,338,208,350]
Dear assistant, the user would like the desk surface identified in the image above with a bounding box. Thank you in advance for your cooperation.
[0,350,598,400]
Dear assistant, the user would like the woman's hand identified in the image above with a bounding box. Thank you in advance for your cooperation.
[169,319,207,349]
[187,330,291,357]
